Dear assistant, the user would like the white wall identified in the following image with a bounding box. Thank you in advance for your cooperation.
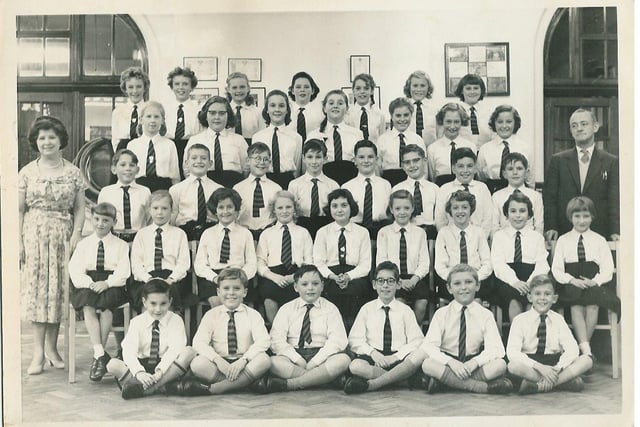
[134,8,549,178]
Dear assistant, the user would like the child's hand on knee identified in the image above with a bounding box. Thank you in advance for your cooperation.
[447,359,470,379]
[462,359,478,374]
[135,371,156,389]
[227,359,247,381]
[371,350,389,369]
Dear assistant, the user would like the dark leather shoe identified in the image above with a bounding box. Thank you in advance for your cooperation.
[427,377,443,394]
[407,372,430,390]
[266,376,287,393]
[487,377,514,395]
[343,376,369,394]
[555,376,584,392]
[518,379,538,395]
[249,376,269,394]
[121,380,144,400]
[174,379,211,396]
[89,353,110,382]
[332,373,350,390]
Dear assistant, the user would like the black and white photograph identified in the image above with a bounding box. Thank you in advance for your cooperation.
[1,1,634,427]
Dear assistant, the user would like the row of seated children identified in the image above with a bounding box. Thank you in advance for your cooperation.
[114,64,530,194]
[98,262,592,400]
[76,179,618,388]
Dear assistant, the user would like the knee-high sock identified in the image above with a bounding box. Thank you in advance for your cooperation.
[441,366,488,393]
[368,358,420,391]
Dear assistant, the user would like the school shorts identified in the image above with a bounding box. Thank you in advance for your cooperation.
[296,215,332,241]
[266,171,295,191]
[135,176,173,193]
[354,349,404,370]
[526,353,561,366]
[295,347,322,363]
[179,221,216,242]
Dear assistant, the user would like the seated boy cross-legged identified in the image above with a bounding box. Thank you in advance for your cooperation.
[419,264,513,394]
[256,264,350,393]
[344,261,425,394]
[507,275,592,394]
[169,268,271,396]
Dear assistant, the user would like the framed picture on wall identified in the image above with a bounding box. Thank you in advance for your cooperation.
[228,58,262,81]
[183,56,218,81]
[249,87,266,108]
[444,42,510,96]
[341,86,381,108]
[190,87,219,105]
[350,55,371,82]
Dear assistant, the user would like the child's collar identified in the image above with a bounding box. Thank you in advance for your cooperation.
[117,179,136,187]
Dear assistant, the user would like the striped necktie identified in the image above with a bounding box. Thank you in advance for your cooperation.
[235,106,243,136]
[253,178,264,217]
[310,178,320,216]
[129,105,138,139]
[219,227,230,263]
[514,230,522,263]
[175,104,185,140]
[149,320,160,368]
[470,106,479,135]
[398,133,406,167]
[577,235,586,262]
[459,230,468,264]
[272,127,281,173]
[500,141,510,174]
[399,228,408,276]
[459,306,467,360]
[298,303,313,349]
[338,227,347,265]
[413,181,423,216]
[214,132,223,171]
[415,101,424,137]
[360,107,369,140]
[96,240,105,271]
[227,311,237,355]
[154,228,163,270]
[383,306,392,353]
[536,313,547,355]
[363,177,373,228]
[146,140,157,177]
[333,125,343,161]
[297,108,306,141]
[197,178,207,224]
[450,141,457,174]
[122,185,132,229]
[281,224,292,269]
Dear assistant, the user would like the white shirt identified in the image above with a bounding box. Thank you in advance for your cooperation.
[392,177,438,226]
[270,297,348,366]
[130,223,190,282]
[377,129,425,170]
[507,308,579,370]
[458,101,493,149]
[427,136,476,180]
[111,100,146,150]
[342,174,392,224]
[98,181,150,232]
[230,102,265,140]
[169,175,222,226]
[233,175,282,231]
[551,229,614,286]
[344,103,386,143]
[127,134,180,181]
[256,222,313,274]
[349,298,423,359]
[69,233,131,288]
[122,311,186,375]
[408,98,438,146]
[313,221,372,280]
[421,300,504,367]
[376,222,430,279]
[435,179,493,238]
[193,303,270,361]
[185,128,248,173]
[251,125,303,173]
[491,225,549,286]
[287,101,324,138]
[287,173,339,217]
[476,136,534,184]
[576,145,595,190]
[491,185,544,234]
[307,123,364,162]
[435,224,492,281]
[164,98,202,140]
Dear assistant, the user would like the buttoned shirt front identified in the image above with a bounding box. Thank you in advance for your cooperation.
[131,223,190,282]
[551,229,613,285]
[69,233,131,288]
[392,177,438,226]
[98,181,150,231]
[230,102,266,139]
[127,134,180,181]
[435,179,493,238]
[313,221,372,279]
[342,174,392,224]
[427,136,476,179]
[185,128,248,173]
[491,225,549,285]
[287,173,339,217]
[376,223,430,279]
[251,125,303,173]
[164,98,202,140]
[491,185,544,234]
[169,175,222,225]
[111,100,146,150]
[344,103,386,143]
[434,224,492,281]
[377,129,425,170]
[476,136,534,184]
[233,175,282,231]
[307,123,363,162]
[256,222,313,274]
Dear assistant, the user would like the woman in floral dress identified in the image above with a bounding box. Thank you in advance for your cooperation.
[19,116,85,375]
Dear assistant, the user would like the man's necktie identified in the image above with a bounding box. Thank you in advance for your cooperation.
[175,104,185,141]
[129,105,138,139]
[281,224,292,269]
[297,108,306,141]
[577,235,586,262]
[580,149,590,164]
[413,181,423,216]
[383,306,392,353]
[146,140,157,177]
[398,133,406,167]
[514,230,522,263]
[399,228,408,276]
[363,178,373,228]
[227,311,237,355]
[470,106,479,135]
[459,230,468,264]
[272,127,281,173]
[415,101,424,137]
[360,107,369,140]
[298,303,313,349]
[96,240,105,271]
[253,178,264,217]
[338,227,347,265]
[219,227,230,263]
[149,320,160,368]
[235,106,243,136]
[122,185,132,229]
[214,132,223,171]
[154,228,163,270]
[310,178,320,216]
[459,306,467,360]
[333,125,343,161]
[197,178,207,224]
[536,313,547,355]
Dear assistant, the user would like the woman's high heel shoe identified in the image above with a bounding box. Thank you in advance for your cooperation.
[27,360,45,375]
[45,355,65,369]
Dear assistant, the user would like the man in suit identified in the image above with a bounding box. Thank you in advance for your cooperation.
[543,108,619,242]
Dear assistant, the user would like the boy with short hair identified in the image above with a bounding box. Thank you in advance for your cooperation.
[434,147,492,238]
[287,139,339,239]
[106,279,195,399]
[507,275,592,394]
[342,139,392,238]
[420,264,513,394]
[491,152,544,235]
[258,264,350,393]
[98,149,151,243]
[344,261,424,394]
[168,268,271,396]
[233,142,282,241]
[130,190,190,312]
[168,143,222,240]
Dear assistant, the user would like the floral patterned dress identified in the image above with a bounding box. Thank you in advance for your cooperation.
[19,159,85,322]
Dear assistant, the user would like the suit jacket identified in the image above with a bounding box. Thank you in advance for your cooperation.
[543,147,619,238]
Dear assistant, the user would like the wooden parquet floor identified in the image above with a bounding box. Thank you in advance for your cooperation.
[18,329,623,423]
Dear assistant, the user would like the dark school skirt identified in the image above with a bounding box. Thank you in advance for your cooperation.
[179,221,216,242]
[266,171,295,191]
[381,169,407,187]
[322,161,358,187]
[113,230,137,244]
[362,218,393,240]
[136,176,173,193]
[354,349,404,370]
[396,274,433,302]
[323,264,372,323]
[494,263,535,312]
[71,270,128,310]
[435,273,494,303]
[197,269,258,303]
[129,269,192,312]
[296,216,332,241]
[419,224,438,241]
[435,174,456,186]
[258,264,299,305]
[558,261,621,318]
[484,178,508,195]
[207,170,245,188]
[116,138,132,152]
[172,138,188,180]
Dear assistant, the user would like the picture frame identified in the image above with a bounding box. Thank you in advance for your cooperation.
[350,55,371,82]
[228,58,262,82]
[341,86,382,109]
[182,56,218,81]
[190,87,219,105]
[444,42,510,96]
[249,87,267,108]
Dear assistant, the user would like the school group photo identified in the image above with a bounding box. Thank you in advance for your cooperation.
[5,2,632,426]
